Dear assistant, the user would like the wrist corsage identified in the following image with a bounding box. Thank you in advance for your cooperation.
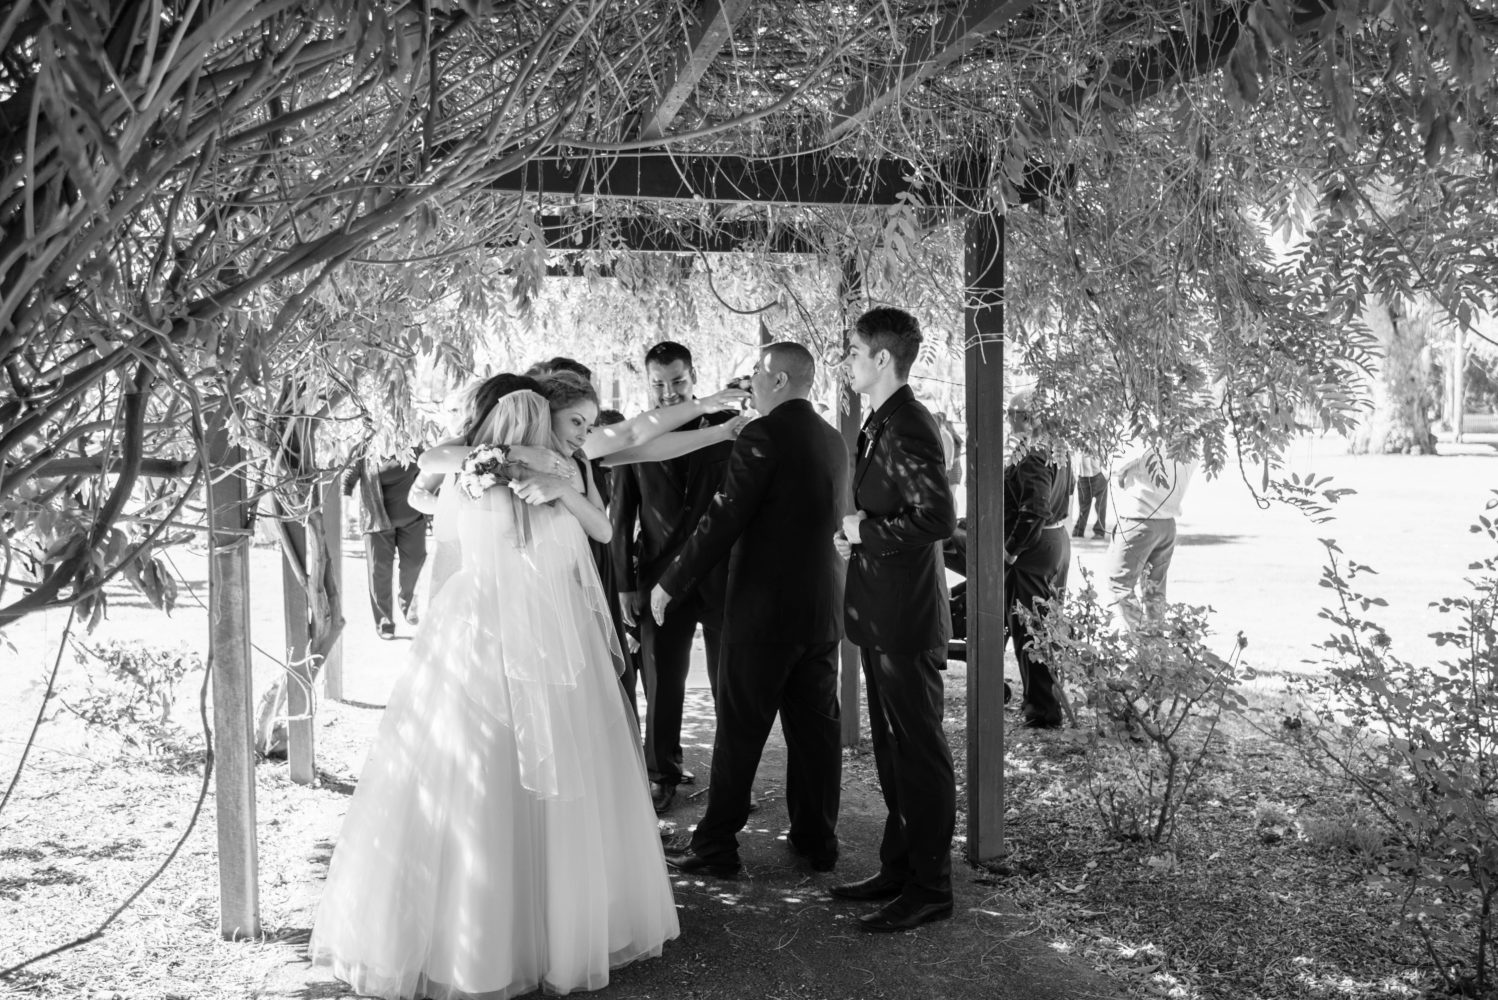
[457,444,512,500]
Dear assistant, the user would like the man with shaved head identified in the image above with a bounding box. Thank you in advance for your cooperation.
[650,341,849,878]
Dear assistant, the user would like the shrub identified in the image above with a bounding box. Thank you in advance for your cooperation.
[1292,491,1498,997]
[60,638,199,753]
[1019,569,1247,843]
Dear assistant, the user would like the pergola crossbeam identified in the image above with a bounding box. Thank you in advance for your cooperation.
[637,0,754,141]
[529,215,824,255]
[487,152,990,207]
[828,0,1038,141]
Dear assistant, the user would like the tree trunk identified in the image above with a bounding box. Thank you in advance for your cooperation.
[1349,296,1438,455]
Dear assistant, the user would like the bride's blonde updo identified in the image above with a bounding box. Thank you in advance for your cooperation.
[472,390,554,450]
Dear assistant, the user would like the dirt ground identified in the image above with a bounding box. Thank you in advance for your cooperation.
[2,435,1495,999]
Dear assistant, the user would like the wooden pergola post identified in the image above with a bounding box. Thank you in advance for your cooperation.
[205,420,261,939]
[964,212,1006,862]
[320,483,345,702]
[279,516,317,786]
[837,258,864,747]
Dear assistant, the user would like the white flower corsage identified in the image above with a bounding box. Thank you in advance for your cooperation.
[457,445,511,500]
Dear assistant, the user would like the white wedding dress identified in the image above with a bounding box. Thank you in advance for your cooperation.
[311,457,678,999]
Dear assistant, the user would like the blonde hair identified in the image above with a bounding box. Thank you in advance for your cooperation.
[472,390,553,449]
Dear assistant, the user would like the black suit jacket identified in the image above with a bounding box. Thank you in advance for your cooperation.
[659,398,849,646]
[609,410,735,605]
[845,386,957,653]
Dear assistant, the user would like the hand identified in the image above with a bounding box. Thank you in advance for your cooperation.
[509,445,573,477]
[833,532,852,560]
[699,387,751,411]
[841,511,867,545]
[650,583,671,625]
[619,591,644,628]
[723,413,754,439]
[509,473,571,505]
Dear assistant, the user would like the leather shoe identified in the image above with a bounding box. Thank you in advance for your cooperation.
[857,896,954,933]
[665,850,741,879]
[678,769,696,785]
[1020,715,1062,730]
[829,873,904,901]
[650,781,675,814]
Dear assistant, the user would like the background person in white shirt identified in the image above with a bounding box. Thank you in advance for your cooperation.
[1103,442,1199,631]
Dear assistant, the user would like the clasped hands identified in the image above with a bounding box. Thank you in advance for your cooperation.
[833,511,867,559]
[505,446,576,507]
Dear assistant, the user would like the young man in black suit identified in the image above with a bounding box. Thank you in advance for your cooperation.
[833,307,959,932]
[610,341,736,813]
[650,342,848,878]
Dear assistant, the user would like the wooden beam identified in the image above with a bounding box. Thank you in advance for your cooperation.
[279,516,317,786]
[320,483,344,702]
[488,152,988,207]
[963,212,1005,863]
[828,0,1036,141]
[31,456,194,479]
[837,258,863,748]
[205,421,260,940]
[1048,0,1332,127]
[532,215,824,255]
[637,0,753,141]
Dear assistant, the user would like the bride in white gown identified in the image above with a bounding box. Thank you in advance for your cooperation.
[310,390,679,1000]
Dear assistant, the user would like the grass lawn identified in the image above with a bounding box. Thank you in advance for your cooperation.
[1,436,1495,999]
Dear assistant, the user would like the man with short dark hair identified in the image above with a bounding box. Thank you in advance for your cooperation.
[610,341,736,813]
[651,342,848,878]
[833,306,959,932]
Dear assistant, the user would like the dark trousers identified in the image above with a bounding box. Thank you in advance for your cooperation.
[861,645,956,901]
[640,591,722,786]
[1074,473,1107,536]
[1006,527,1071,724]
[365,518,427,626]
[690,641,842,864]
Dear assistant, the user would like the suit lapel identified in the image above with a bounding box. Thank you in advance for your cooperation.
[854,414,888,495]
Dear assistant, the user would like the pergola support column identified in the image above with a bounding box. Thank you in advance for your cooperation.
[320,483,345,702]
[279,516,316,786]
[205,420,261,939]
[837,258,864,747]
[963,213,1006,863]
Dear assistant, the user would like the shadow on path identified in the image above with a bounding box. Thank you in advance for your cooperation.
[260,691,1123,1000]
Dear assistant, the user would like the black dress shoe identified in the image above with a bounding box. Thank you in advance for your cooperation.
[829,873,904,901]
[665,851,741,879]
[1020,716,1062,730]
[857,896,954,932]
[651,781,676,814]
[678,770,695,785]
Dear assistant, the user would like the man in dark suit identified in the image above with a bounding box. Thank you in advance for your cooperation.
[650,342,848,878]
[833,307,959,932]
[611,341,736,813]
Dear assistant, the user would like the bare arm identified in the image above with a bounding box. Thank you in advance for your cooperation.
[510,473,612,543]
[416,436,467,474]
[407,470,443,515]
[580,388,747,459]
[601,416,747,467]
